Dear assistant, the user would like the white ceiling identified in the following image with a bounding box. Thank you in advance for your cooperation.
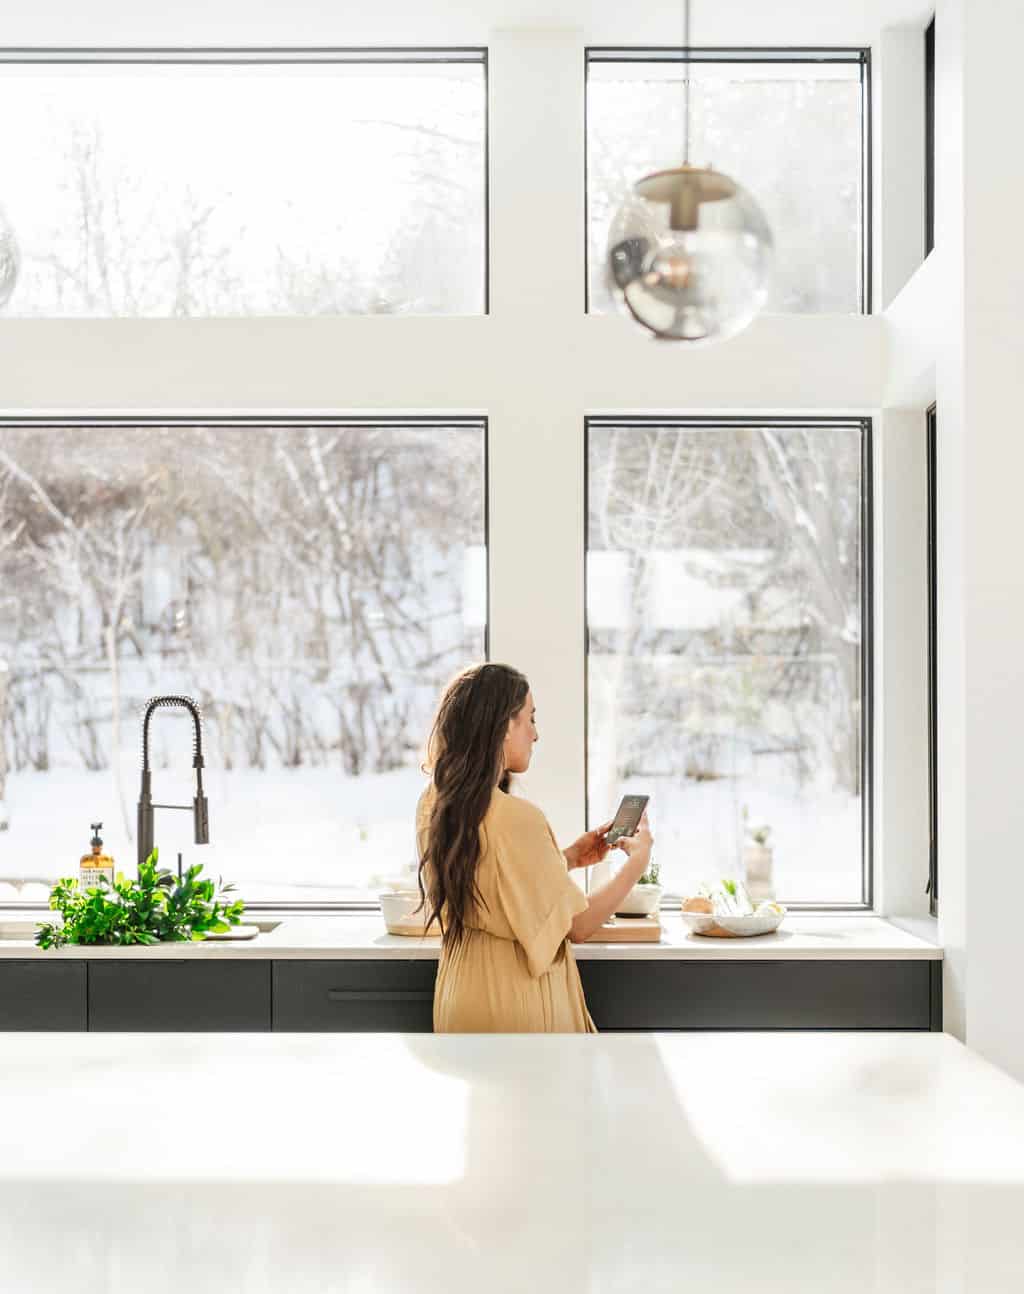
[1,0,936,49]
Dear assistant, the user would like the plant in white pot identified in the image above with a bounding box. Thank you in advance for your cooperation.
[741,806,775,902]
[616,860,663,917]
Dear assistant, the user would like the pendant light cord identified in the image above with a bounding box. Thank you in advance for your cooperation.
[683,0,691,164]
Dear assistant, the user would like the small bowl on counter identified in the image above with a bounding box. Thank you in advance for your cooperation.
[379,891,442,938]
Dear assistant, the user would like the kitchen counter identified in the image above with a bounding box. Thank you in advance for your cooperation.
[0,1029,1019,1293]
[0,912,942,960]
[0,913,942,1032]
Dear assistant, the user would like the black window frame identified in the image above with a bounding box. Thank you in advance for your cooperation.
[926,403,938,916]
[584,46,874,315]
[0,413,490,914]
[0,45,491,317]
[583,414,875,912]
[925,16,935,255]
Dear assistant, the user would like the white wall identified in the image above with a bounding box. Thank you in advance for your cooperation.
[0,0,935,49]
[876,28,926,309]
[886,0,1024,1083]
[957,0,1024,1082]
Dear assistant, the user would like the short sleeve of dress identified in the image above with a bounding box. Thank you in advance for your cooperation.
[494,804,589,979]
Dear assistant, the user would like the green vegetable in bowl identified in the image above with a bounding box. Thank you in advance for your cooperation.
[35,848,245,949]
[696,877,755,916]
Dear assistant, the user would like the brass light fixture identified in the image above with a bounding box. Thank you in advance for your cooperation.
[606,0,774,343]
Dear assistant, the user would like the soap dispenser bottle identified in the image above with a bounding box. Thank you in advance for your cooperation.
[80,822,115,889]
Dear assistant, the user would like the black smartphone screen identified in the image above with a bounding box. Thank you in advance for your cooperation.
[605,794,649,845]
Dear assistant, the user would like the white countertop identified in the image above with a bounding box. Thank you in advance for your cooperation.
[0,912,941,959]
[0,1029,1017,1293]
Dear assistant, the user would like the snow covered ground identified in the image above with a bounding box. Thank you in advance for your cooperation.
[601,773,862,904]
[0,760,862,906]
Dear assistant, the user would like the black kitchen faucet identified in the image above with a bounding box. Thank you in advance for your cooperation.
[136,695,210,869]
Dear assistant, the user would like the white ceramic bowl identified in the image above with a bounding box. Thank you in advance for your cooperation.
[379,890,441,937]
[616,883,662,916]
[680,907,786,938]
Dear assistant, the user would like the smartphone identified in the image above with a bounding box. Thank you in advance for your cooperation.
[604,794,650,845]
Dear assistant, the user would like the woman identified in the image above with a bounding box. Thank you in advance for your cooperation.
[416,662,654,1033]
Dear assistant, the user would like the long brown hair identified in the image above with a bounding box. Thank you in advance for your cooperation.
[418,663,530,949]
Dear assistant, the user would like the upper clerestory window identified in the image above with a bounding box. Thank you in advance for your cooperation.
[586,48,871,315]
[0,48,487,317]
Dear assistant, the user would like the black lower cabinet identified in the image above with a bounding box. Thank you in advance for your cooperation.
[0,960,87,1030]
[1,956,938,1032]
[274,960,437,1032]
[578,959,936,1031]
[88,961,271,1032]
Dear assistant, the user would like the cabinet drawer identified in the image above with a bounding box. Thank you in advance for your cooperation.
[578,959,934,1031]
[88,960,271,1032]
[0,961,87,1030]
[273,960,437,1032]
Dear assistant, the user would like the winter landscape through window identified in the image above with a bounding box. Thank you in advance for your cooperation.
[0,50,487,317]
[0,419,488,904]
[586,417,871,908]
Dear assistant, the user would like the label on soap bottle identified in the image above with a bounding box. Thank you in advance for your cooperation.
[80,865,114,889]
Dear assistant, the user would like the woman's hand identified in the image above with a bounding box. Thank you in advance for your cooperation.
[563,820,614,870]
[615,813,653,870]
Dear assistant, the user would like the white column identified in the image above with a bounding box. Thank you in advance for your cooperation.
[874,410,930,919]
[487,29,588,846]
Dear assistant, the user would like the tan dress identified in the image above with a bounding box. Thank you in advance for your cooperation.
[416,785,597,1033]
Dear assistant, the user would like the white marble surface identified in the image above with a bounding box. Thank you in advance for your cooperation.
[0,913,941,960]
[0,1029,1018,1293]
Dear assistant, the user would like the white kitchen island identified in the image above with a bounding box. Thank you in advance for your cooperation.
[0,1030,1020,1293]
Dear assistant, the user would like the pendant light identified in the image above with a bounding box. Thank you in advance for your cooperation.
[606,0,773,343]
[0,207,19,309]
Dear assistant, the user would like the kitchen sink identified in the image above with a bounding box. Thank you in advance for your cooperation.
[0,921,38,941]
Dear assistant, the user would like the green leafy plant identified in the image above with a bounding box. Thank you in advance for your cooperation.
[35,848,245,949]
[638,861,661,886]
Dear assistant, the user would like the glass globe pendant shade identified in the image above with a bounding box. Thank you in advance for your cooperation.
[607,164,773,343]
[0,208,19,310]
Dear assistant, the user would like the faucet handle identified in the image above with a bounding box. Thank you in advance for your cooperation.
[194,793,210,846]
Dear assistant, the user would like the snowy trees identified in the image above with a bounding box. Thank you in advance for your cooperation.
[585,419,864,895]
[1,65,485,318]
[0,660,8,832]
[587,420,865,895]
[0,423,486,838]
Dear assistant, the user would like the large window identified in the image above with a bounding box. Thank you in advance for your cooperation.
[586,48,870,314]
[0,419,487,904]
[0,49,487,317]
[586,417,872,908]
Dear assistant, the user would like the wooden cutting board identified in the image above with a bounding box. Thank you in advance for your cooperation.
[585,917,662,943]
